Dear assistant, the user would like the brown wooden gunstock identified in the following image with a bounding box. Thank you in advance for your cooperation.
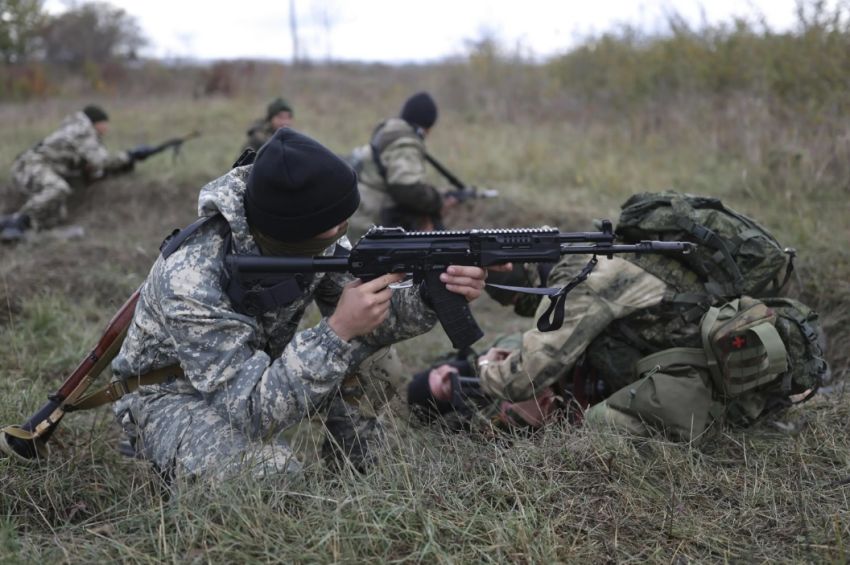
[0,289,140,460]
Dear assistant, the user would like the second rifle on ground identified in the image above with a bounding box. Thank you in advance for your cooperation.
[128,130,202,163]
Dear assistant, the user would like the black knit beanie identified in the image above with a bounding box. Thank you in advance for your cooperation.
[400,92,438,129]
[83,105,109,124]
[266,97,294,120]
[245,128,360,242]
[407,369,455,416]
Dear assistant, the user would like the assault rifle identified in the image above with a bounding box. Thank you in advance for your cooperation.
[226,220,693,350]
[424,152,499,202]
[128,130,201,162]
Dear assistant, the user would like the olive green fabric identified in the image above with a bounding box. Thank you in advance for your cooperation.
[761,297,829,394]
[588,365,721,442]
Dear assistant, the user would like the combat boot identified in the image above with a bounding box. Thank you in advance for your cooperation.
[0,213,31,243]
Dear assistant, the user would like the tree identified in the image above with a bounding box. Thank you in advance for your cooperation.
[41,1,145,68]
[0,0,46,64]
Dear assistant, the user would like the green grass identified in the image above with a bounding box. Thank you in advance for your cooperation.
[0,58,848,562]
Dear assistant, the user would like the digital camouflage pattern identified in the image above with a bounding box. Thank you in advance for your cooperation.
[9,111,132,229]
[616,191,790,298]
[112,165,437,478]
[351,118,442,232]
[243,119,277,153]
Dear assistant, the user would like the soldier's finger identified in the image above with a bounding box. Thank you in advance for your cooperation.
[440,273,485,289]
[444,283,481,301]
[446,265,488,279]
[486,263,513,273]
[360,273,405,292]
[373,287,394,304]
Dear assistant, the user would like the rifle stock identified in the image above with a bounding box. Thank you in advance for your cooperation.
[0,290,140,460]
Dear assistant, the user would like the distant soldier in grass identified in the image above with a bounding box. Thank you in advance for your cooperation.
[243,97,294,153]
[349,92,458,235]
[410,194,830,441]
[111,128,490,480]
[1,105,135,242]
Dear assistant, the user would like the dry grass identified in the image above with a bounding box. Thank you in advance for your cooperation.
[0,59,848,562]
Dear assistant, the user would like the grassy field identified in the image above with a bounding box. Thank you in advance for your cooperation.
[0,61,849,563]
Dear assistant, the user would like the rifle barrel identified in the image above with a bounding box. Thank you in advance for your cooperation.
[560,241,694,254]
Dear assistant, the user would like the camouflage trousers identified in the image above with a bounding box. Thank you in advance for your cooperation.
[10,153,73,230]
[115,346,405,480]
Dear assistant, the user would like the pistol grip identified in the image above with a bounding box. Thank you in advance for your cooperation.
[424,271,484,350]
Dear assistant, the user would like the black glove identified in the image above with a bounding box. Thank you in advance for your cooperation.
[128,145,157,161]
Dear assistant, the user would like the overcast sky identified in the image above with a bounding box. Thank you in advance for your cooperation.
[46,0,807,62]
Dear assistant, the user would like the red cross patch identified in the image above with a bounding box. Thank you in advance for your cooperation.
[731,335,747,349]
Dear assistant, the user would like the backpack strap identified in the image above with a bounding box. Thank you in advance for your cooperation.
[160,214,223,259]
[369,122,425,183]
[671,198,744,296]
[699,304,724,389]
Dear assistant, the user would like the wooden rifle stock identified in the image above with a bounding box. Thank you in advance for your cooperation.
[0,290,140,460]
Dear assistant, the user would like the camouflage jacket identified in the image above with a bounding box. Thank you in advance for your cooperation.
[243,119,276,152]
[112,165,437,440]
[14,111,131,181]
[479,255,670,401]
[356,118,442,216]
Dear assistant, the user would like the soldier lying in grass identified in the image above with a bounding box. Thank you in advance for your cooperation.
[410,194,829,441]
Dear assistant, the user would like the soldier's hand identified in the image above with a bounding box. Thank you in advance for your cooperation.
[479,347,513,365]
[439,265,487,302]
[328,273,405,341]
[441,194,459,215]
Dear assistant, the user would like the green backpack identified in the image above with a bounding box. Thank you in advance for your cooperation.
[632,296,828,419]
[596,296,828,441]
[616,191,794,299]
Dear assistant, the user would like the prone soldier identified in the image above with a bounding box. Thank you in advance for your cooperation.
[2,105,134,242]
[409,194,830,441]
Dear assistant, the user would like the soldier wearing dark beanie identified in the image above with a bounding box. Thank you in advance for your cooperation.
[348,91,450,234]
[83,105,109,124]
[400,92,438,129]
[245,128,360,242]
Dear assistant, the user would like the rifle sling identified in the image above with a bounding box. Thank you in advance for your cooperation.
[477,256,600,332]
[423,152,465,190]
[537,256,599,332]
[67,364,184,412]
